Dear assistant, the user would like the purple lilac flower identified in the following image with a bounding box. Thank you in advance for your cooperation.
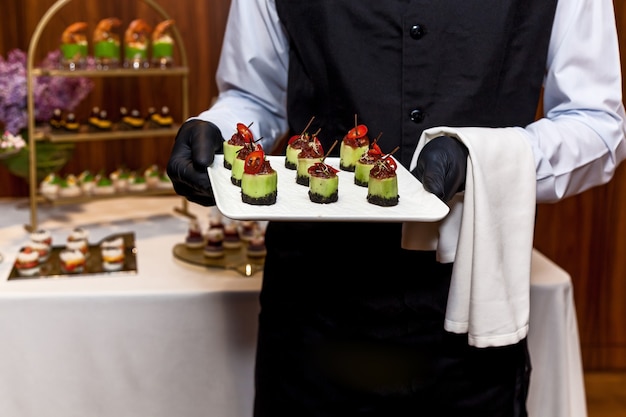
[0,48,93,135]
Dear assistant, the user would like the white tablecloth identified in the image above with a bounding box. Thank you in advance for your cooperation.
[0,197,586,417]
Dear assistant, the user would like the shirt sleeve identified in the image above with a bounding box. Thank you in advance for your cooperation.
[192,0,289,153]
[522,0,626,203]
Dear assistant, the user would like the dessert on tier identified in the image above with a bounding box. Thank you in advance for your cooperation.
[124,19,152,69]
[203,228,225,258]
[149,106,174,128]
[367,155,399,207]
[152,19,176,68]
[241,148,278,205]
[14,247,41,277]
[93,17,122,69]
[246,230,267,258]
[60,22,88,70]
[101,247,125,271]
[224,122,254,169]
[185,219,205,249]
[340,116,370,172]
[59,249,86,274]
[223,221,242,249]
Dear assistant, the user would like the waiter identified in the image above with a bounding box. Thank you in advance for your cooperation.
[168,0,626,415]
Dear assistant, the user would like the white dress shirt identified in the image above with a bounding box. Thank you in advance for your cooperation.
[195,0,626,203]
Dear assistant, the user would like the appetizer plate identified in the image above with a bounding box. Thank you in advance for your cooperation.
[208,155,449,222]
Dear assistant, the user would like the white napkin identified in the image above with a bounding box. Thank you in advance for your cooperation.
[402,126,536,348]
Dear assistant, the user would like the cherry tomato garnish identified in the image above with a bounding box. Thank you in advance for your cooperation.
[347,124,368,138]
[236,122,254,142]
[288,134,303,145]
[368,143,382,156]
[384,155,397,171]
[244,150,265,174]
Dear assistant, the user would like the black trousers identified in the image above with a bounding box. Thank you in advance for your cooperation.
[254,221,531,417]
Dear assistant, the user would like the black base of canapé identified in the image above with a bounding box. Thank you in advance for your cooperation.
[241,191,277,205]
[296,175,310,186]
[339,163,356,172]
[285,160,297,170]
[354,178,368,187]
[367,193,399,207]
[224,160,233,169]
[231,177,241,186]
[309,190,338,204]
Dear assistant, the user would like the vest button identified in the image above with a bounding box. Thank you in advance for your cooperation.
[410,108,425,123]
[409,24,426,40]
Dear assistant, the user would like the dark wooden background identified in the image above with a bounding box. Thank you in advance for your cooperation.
[1,0,625,371]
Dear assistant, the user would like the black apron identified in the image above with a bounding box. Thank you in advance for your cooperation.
[255,0,557,415]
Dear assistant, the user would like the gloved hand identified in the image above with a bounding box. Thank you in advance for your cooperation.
[167,119,224,206]
[412,135,469,202]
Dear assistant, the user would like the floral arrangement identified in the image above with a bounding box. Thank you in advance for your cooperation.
[0,130,26,155]
[0,49,93,180]
[0,48,93,135]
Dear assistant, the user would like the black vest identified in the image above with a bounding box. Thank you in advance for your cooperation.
[275,0,557,167]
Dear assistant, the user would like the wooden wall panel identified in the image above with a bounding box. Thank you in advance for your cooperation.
[2,0,626,371]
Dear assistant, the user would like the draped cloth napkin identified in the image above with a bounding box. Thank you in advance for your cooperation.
[402,127,536,348]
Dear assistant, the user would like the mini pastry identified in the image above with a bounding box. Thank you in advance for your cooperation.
[66,238,89,256]
[29,241,51,263]
[239,220,259,242]
[58,174,82,198]
[30,229,53,246]
[63,113,80,132]
[14,247,41,276]
[68,227,89,243]
[59,249,86,273]
[49,108,65,130]
[149,106,174,128]
[203,228,225,258]
[127,172,148,192]
[246,231,267,258]
[94,17,122,70]
[101,247,125,271]
[144,164,161,188]
[101,236,125,251]
[121,109,145,129]
[222,222,242,249]
[124,18,151,69]
[185,219,205,249]
[110,168,130,192]
[156,172,173,189]
[40,173,61,200]
[93,175,116,195]
[151,19,176,68]
[78,170,96,195]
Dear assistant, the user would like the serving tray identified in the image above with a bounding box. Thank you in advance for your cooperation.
[207,155,449,222]
[8,232,137,280]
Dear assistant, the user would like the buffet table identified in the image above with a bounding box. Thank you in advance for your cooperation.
[0,197,586,417]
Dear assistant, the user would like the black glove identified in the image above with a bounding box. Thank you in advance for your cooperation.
[167,119,224,206]
[412,135,469,202]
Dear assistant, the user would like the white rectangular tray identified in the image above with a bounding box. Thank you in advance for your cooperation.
[207,155,449,222]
